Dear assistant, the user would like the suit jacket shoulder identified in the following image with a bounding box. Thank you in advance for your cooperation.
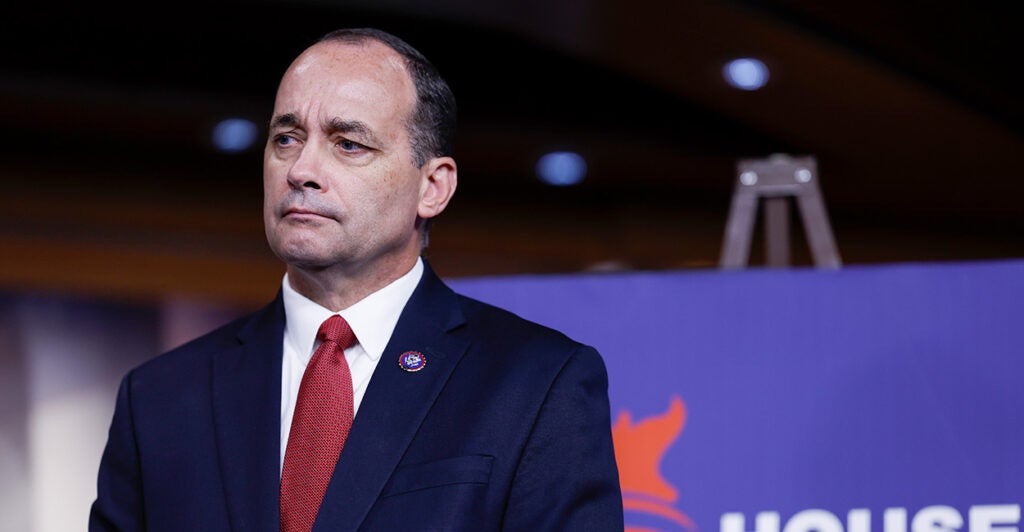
[456,292,589,361]
[131,295,282,381]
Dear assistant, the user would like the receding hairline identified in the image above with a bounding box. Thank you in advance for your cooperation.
[295,38,409,74]
[277,39,418,117]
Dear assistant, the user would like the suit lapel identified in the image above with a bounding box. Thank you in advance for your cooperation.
[212,294,285,532]
[315,264,470,530]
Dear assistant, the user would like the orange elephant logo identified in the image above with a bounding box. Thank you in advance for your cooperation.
[612,395,694,532]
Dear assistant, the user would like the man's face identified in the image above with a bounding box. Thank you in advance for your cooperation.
[263,40,429,280]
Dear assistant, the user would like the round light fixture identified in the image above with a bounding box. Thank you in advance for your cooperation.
[723,58,770,91]
[536,151,587,186]
[212,118,259,153]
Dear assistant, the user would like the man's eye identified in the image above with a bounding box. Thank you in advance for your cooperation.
[275,135,296,146]
[339,139,364,152]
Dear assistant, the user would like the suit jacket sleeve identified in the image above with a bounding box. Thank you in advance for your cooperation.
[502,344,624,530]
[90,372,145,531]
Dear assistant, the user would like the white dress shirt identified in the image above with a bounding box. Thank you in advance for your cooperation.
[279,258,424,470]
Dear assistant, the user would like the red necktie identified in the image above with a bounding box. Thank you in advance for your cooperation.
[280,315,356,532]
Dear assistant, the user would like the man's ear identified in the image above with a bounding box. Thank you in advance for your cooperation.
[418,156,457,219]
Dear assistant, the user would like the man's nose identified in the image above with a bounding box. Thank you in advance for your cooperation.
[286,143,325,191]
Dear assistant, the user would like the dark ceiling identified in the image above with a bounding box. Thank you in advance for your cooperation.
[1,0,1021,303]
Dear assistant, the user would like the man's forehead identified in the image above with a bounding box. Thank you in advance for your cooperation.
[274,41,415,119]
[289,40,410,84]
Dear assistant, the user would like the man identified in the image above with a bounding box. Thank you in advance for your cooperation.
[90,28,622,531]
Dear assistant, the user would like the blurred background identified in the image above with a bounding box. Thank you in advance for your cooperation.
[2,0,1021,309]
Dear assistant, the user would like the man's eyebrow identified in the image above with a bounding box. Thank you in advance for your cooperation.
[326,118,382,146]
[269,113,299,129]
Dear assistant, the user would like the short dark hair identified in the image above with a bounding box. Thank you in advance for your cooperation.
[318,28,457,167]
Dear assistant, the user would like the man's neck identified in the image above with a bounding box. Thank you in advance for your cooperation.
[286,256,421,312]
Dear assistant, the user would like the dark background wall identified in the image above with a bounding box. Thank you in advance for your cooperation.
[2,0,1021,307]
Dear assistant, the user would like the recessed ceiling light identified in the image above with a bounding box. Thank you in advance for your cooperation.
[211,118,259,153]
[536,151,587,186]
[723,58,769,90]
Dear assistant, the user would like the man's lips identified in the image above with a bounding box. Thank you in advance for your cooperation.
[277,195,339,221]
[283,208,331,220]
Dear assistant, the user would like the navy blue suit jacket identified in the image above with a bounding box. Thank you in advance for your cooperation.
[90,264,623,530]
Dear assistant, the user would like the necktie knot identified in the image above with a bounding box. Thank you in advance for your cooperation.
[317,315,356,350]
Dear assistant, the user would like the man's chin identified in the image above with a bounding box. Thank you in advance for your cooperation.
[279,254,336,271]
[268,240,338,271]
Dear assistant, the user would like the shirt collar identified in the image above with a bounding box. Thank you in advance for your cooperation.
[281,258,424,364]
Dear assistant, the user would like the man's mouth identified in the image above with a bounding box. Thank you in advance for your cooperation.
[284,208,330,220]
